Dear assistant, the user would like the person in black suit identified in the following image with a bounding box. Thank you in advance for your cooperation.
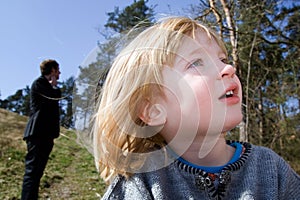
[21,59,61,200]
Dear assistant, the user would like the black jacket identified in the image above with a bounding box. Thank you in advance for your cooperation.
[23,76,61,140]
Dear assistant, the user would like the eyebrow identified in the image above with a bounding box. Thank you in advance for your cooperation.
[188,48,203,56]
[177,48,204,63]
[176,46,227,67]
[189,46,226,58]
[173,50,200,68]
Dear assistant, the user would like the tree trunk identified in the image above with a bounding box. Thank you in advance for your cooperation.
[209,0,223,38]
[219,0,239,70]
[258,87,264,145]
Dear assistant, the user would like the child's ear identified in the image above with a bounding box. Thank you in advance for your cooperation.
[139,102,166,126]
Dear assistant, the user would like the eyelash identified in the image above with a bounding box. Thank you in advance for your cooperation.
[188,57,230,69]
[188,59,203,68]
[221,58,229,64]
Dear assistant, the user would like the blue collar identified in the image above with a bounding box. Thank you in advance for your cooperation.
[177,142,243,173]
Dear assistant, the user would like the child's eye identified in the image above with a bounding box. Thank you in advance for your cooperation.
[189,59,203,68]
[220,58,229,64]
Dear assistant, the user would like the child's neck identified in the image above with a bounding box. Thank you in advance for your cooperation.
[179,136,234,167]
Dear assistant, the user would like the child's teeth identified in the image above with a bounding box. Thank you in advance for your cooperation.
[226,91,232,95]
[225,90,233,96]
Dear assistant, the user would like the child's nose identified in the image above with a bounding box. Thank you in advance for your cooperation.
[218,64,236,79]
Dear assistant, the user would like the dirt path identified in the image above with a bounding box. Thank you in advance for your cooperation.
[38,133,104,200]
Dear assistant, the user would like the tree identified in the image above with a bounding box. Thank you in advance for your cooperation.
[0,87,30,116]
[74,0,156,132]
[59,76,75,129]
[105,0,155,33]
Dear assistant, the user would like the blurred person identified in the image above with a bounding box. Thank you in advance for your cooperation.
[21,59,61,200]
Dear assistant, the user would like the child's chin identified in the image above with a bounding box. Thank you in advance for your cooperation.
[223,117,243,132]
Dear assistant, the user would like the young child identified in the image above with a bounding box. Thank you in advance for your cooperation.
[93,16,300,199]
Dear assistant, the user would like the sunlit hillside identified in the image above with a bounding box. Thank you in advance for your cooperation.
[0,108,106,200]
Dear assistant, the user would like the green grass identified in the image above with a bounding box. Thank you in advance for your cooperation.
[38,131,106,199]
[0,109,107,200]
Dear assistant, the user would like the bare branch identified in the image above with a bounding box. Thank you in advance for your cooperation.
[209,0,223,37]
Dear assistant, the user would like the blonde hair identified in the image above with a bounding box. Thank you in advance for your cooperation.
[93,16,227,182]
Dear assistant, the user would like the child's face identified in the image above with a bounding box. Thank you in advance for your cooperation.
[158,30,243,146]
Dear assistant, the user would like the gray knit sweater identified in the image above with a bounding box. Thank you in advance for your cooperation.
[101,142,300,200]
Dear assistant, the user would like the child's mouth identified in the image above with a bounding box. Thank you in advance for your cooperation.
[218,82,239,100]
[219,90,234,99]
[218,83,240,105]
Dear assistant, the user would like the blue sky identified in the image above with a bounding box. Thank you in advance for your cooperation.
[0,0,196,99]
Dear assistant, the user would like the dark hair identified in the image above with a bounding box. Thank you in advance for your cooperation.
[40,59,59,75]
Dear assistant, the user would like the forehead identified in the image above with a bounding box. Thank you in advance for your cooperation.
[175,30,222,59]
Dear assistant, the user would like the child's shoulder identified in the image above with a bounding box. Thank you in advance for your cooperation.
[250,143,282,159]
[101,174,153,200]
[247,143,292,169]
[230,141,281,162]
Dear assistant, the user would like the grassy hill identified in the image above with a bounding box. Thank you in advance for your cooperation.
[0,108,106,200]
